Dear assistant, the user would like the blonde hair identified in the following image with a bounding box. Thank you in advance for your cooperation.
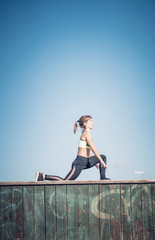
[74,115,92,133]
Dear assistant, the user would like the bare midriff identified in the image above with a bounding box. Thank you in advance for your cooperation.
[77,147,92,158]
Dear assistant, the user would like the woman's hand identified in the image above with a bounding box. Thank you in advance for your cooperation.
[100,160,107,168]
[96,161,107,168]
[95,164,99,169]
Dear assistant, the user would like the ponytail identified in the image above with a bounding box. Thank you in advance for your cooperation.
[74,115,92,133]
[74,121,78,134]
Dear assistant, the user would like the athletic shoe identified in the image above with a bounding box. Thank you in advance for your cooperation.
[35,172,43,181]
[101,178,111,180]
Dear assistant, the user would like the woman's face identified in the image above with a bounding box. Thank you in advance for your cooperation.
[85,118,94,130]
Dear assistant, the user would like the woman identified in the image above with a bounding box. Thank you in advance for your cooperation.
[35,115,110,181]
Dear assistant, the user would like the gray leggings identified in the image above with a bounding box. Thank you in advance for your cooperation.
[45,154,107,181]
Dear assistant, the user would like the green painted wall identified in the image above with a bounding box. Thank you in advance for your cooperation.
[0,183,155,240]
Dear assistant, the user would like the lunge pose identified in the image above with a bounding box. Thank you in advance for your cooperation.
[35,115,110,181]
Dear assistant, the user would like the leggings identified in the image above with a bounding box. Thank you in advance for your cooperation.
[45,154,107,181]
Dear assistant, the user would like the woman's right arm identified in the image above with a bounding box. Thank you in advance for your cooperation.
[85,132,107,168]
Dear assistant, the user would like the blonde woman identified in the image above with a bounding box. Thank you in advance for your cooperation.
[35,115,110,181]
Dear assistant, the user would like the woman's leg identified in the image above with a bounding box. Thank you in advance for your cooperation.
[36,156,86,181]
[87,154,108,180]
[64,165,83,180]
[99,155,107,179]
[45,174,63,181]
[64,156,87,180]
[44,164,83,181]
[35,172,63,181]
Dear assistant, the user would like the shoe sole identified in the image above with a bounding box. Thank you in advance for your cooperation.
[35,172,39,181]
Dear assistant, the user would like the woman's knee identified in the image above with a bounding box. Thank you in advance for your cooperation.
[100,154,107,163]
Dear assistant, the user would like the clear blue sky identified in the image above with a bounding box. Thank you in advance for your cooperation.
[0,0,155,181]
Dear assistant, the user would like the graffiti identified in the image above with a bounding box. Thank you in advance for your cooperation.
[0,183,154,239]
[48,191,66,219]
[91,188,131,221]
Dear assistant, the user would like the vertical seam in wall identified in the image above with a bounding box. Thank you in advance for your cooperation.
[11,186,13,240]
[22,186,24,240]
[0,187,1,240]
[55,185,57,240]
[120,184,122,240]
[151,184,155,239]
[151,184,153,238]
[33,186,35,240]
[97,185,101,240]
[129,184,132,240]
[141,184,144,240]
[44,186,46,240]
[109,185,111,240]
[131,184,133,240]
[99,184,101,240]
[130,185,131,240]
[88,185,89,240]
[23,187,24,240]
[66,185,68,240]
[77,185,79,239]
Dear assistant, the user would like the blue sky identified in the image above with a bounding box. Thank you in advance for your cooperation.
[0,0,155,181]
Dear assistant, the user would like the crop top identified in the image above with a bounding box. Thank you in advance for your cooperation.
[79,139,90,149]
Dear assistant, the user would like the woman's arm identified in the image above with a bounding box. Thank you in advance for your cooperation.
[85,132,107,168]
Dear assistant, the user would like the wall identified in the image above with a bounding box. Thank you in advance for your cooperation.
[0,180,155,240]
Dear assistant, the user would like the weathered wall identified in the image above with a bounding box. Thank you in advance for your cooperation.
[0,181,155,240]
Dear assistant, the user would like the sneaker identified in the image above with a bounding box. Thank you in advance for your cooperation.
[101,177,111,180]
[35,172,43,181]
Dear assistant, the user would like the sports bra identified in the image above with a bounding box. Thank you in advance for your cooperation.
[79,139,91,149]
